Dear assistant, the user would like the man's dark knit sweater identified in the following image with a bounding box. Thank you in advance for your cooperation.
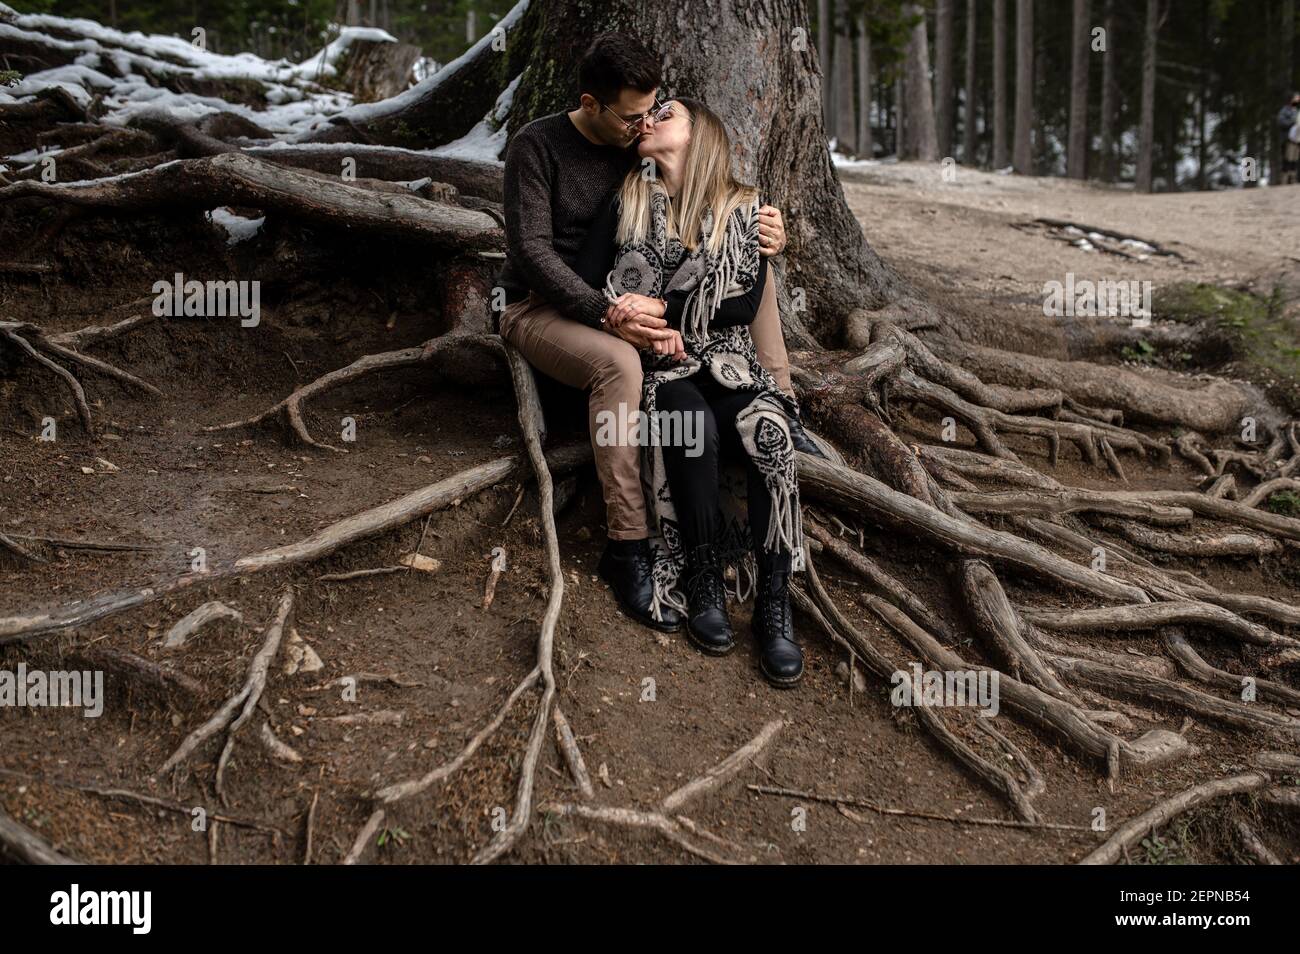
[498,112,636,328]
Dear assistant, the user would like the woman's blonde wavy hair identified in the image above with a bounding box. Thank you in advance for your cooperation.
[615,97,758,257]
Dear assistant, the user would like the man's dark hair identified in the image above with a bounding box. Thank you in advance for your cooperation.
[577,32,662,104]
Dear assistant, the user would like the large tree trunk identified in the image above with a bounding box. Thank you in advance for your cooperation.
[993,0,1009,168]
[963,0,978,164]
[506,0,914,345]
[935,0,956,159]
[832,1,856,153]
[1067,0,1090,179]
[857,15,873,158]
[900,2,939,161]
[1136,0,1159,193]
[1097,0,1118,182]
[1012,0,1034,174]
[819,0,833,134]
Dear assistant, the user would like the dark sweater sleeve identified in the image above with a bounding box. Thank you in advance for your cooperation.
[663,255,767,330]
[503,131,610,328]
[572,189,621,292]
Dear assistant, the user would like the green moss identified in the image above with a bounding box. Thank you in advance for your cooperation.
[1152,281,1300,414]
[1266,490,1300,517]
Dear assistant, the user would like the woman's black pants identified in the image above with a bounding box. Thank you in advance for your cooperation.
[654,370,784,566]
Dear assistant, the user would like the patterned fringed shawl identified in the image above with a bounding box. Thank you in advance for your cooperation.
[603,183,805,621]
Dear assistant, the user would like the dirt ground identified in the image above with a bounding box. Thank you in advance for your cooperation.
[2,164,1298,865]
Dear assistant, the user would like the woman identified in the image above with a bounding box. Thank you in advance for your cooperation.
[574,98,805,687]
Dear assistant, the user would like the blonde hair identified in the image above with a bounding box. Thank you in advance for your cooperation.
[615,97,758,256]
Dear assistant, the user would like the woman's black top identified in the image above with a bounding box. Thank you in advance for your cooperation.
[573,189,766,330]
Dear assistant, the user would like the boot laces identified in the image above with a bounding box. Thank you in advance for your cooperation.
[685,561,726,611]
[758,572,792,637]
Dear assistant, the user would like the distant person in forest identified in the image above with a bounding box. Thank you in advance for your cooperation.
[1280,92,1300,185]
[496,32,821,654]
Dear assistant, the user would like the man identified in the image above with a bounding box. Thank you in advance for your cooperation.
[1279,92,1300,186]
[497,32,815,634]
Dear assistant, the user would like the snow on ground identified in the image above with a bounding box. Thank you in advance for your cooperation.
[0,2,523,165]
[205,207,266,245]
[302,0,527,136]
[431,75,520,165]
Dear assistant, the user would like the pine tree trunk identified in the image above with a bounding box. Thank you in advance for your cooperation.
[1276,0,1296,186]
[993,0,1009,168]
[900,2,939,161]
[1136,0,1159,193]
[832,1,856,153]
[1097,0,1118,182]
[935,0,956,158]
[1067,0,1090,179]
[819,0,833,135]
[1012,0,1033,174]
[857,15,873,157]
[963,0,977,164]
[508,0,910,343]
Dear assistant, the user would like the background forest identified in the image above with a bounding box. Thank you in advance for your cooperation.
[15,0,1300,189]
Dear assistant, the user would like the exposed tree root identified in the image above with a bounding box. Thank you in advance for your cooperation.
[206,332,499,450]
[158,588,294,789]
[0,809,79,865]
[0,444,591,644]
[0,153,503,252]
[1079,772,1270,864]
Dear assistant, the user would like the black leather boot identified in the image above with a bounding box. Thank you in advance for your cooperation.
[682,544,735,655]
[752,549,803,686]
[598,539,683,633]
[788,414,827,459]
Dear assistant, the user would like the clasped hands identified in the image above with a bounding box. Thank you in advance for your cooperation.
[604,293,686,360]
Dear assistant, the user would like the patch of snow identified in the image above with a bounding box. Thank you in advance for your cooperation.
[316,0,527,131]
[290,26,399,84]
[431,74,520,165]
[206,207,265,245]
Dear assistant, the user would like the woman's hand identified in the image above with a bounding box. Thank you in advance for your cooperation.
[758,205,786,257]
[650,329,687,361]
[606,293,666,328]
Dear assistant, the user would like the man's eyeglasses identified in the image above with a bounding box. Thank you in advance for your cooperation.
[599,99,676,131]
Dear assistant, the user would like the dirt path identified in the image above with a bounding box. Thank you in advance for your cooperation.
[2,171,1298,865]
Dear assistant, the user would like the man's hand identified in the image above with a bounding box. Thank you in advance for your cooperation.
[610,313,675,351]
[758,205,787,257]
[606,293,666,328]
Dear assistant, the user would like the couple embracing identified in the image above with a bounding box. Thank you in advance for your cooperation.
[498,32,823,687]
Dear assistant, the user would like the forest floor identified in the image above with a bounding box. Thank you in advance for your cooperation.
[2,164,1299,865]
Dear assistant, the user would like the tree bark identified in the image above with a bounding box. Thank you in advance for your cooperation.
[963,0,978,164]
[993,0,1009,168]
[1136,0,1159,193]
[1067,0,1091,179]
[900,2,939,161]
[1097,0,1118,182]
[935,0,956,158]
[1013,0,1034,174]
[505,0,913,344]
[857,14,873,158]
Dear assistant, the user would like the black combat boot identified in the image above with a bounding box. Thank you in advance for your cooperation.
[752,549,803,686]
[681,543,735,655]
[598,538,683,633]
[788,414,828,459]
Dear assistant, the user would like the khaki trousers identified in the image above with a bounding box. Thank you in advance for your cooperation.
[500,267,793,540]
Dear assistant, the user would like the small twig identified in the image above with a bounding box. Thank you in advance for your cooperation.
[746,784,1092,832]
